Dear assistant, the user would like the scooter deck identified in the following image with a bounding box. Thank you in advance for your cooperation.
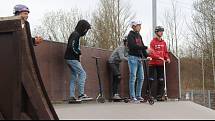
[68,100,82,104]
[109,98,126,102]
[81,98,94,102]
[65,98,94,104]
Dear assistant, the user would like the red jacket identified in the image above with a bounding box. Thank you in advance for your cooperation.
[149,37,170,66]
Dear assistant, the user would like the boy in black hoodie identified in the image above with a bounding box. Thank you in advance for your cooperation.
[127,19,151,103]
[64,20,93,103]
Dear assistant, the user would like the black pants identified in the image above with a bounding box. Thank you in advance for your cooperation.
[148,66,165,99]
[109,63,121,96]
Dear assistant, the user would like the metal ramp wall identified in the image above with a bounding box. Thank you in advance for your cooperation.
[0,16,58,120]
[35,41,181,101]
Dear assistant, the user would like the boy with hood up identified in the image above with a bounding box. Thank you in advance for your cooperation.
[64,20,93,103]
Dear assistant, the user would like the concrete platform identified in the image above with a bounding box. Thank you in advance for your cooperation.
[54,101,215,120]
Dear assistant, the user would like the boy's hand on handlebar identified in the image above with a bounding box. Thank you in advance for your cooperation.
[159,57,165,61]
[146,48,153,54]
[147,57,152,61]
[35,36,43,45]
[167,59,171,63]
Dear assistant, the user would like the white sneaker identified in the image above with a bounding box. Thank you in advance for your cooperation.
[112,94,122,100]
[79,94,93,101]
[131,97,140,104]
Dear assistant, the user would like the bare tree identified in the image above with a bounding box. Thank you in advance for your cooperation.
[180,0,215,90]
[186,0,215,89]
[193,0,215,88]
[91,0,135,50]
[33,9,83,43]
[162,0,184,56]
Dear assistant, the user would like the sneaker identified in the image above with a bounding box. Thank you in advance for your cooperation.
[79,94,93,101]
[130,97,140,104]
[136,96,144,101]
[112,94,122,100]
[68,97,82,104]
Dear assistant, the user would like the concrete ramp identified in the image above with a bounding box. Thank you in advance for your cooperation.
[55,101,215,119]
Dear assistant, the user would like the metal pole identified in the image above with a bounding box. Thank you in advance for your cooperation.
[152,0,157,37]
[203,90,206,106]
[208,90,211,109]
[202,50,206,105]
[211,26,215,89]
[178,57,182,99]
[191,90,194,101]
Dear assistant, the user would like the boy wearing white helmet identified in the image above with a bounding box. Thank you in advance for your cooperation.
[127,19,151,103]
[13,4,43,45]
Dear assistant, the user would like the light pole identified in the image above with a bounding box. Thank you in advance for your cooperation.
[152,0,157,37]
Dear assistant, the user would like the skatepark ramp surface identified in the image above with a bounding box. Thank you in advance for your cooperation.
[0,16,58,120]
[54,101,215,120]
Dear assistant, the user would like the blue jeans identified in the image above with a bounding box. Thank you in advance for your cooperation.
[67,60,87,97]
[128,56,144,98]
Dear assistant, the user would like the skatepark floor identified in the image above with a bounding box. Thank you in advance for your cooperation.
[54,101,215,120]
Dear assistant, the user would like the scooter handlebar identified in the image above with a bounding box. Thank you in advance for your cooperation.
[92,56,101,59]
[157,58,167,63]
[140,58,151,62]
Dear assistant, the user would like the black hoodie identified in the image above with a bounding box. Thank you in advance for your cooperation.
[127,31,148,58]
[64,20,91,61]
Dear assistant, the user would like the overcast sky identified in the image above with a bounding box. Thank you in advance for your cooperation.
[0,0,195,45]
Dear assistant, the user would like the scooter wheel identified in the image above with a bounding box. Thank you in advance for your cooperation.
[142,99,147,103]
[165,96,168,101]
[97,97,105,103]
[124,99,129,103]
[149,100,154,105]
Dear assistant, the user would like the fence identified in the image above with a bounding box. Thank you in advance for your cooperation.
[181,90,215,110]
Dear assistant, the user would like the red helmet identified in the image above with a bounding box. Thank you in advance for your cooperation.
[13,4,30,15]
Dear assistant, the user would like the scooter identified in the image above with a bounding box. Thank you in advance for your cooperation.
[142,58,155,105]
[92,56,106,103]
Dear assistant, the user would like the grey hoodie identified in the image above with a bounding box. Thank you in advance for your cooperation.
[109,44,128,64]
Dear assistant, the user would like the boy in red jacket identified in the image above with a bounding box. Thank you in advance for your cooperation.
[149,26,170,101]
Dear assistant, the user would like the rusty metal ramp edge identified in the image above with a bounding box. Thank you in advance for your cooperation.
[0,16,58,120]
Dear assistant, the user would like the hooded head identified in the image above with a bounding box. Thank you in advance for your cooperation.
[75,20,91,36]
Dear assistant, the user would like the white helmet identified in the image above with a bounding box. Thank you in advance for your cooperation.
[130,19,142,27]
